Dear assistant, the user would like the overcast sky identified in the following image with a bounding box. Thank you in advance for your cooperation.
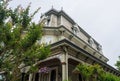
[8,0,120,68]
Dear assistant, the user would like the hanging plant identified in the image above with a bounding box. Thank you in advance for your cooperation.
[39,67,50,74]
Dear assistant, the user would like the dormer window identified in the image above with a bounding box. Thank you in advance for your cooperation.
[40,15,51,26]
[46,16,50,26]
[44,16,51,26]
[71,24,79,34]
[97,45,102,51]
[88,38,94,45]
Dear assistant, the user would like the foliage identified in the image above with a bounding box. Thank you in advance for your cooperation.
[100,72,120,81]
[115,56,120,71]
[76,64,120,81]
[0,0,50,81]
[76,64,93,81]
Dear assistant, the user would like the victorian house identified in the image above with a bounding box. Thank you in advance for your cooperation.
[29,8,120,81]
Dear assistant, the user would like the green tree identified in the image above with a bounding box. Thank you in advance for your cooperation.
[76,64,93,81]
[76,64,120,81]
[0,0,50,81]
[115,56,120,71]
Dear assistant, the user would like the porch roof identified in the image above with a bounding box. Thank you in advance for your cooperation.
[50,39,120,75]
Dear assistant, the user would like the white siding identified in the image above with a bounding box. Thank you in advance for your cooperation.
[40,35,58,44]
[50,14,58,27]
[61,16,72,30]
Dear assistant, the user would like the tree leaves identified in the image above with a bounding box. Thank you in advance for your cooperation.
[115,56,120,71]
[76,64,120,81]
[0,0,50,80]
[76,64,93,80]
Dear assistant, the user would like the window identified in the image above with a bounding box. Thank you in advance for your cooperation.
[50,69,56,81]
[0,74,5,81]
[40,15,51,26]
[21,73,29,81]
[47,16,50,26]
[40,36,54,45]
[97,45,102,51]
[45,36,52,44]
[35,73,39,81]
[45,16,51,26]
[99,56,102,59]
[72,27,78,34]
[79,74,82,81]
[71,25,79,35]
[88,38,94,45]
[39,72,49,81]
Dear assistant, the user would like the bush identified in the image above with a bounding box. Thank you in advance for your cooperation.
[76,64,120,81]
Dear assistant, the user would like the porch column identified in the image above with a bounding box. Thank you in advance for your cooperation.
[60,46,68,81]
[29,74,33,81]
[61,62,66,81]
[66,52,68,81]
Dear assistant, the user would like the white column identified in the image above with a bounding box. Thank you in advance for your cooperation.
[29,74,33,81]
[62,62,66,81]
[60,47,68,81]
[66,53,68,81]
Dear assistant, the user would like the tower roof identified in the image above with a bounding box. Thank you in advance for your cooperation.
[45,8,75,24]
[44,8,101,47]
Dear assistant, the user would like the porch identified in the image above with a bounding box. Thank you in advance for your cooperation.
[27,57,83,81]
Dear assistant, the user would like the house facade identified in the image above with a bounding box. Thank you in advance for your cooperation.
[28,8,120,81]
